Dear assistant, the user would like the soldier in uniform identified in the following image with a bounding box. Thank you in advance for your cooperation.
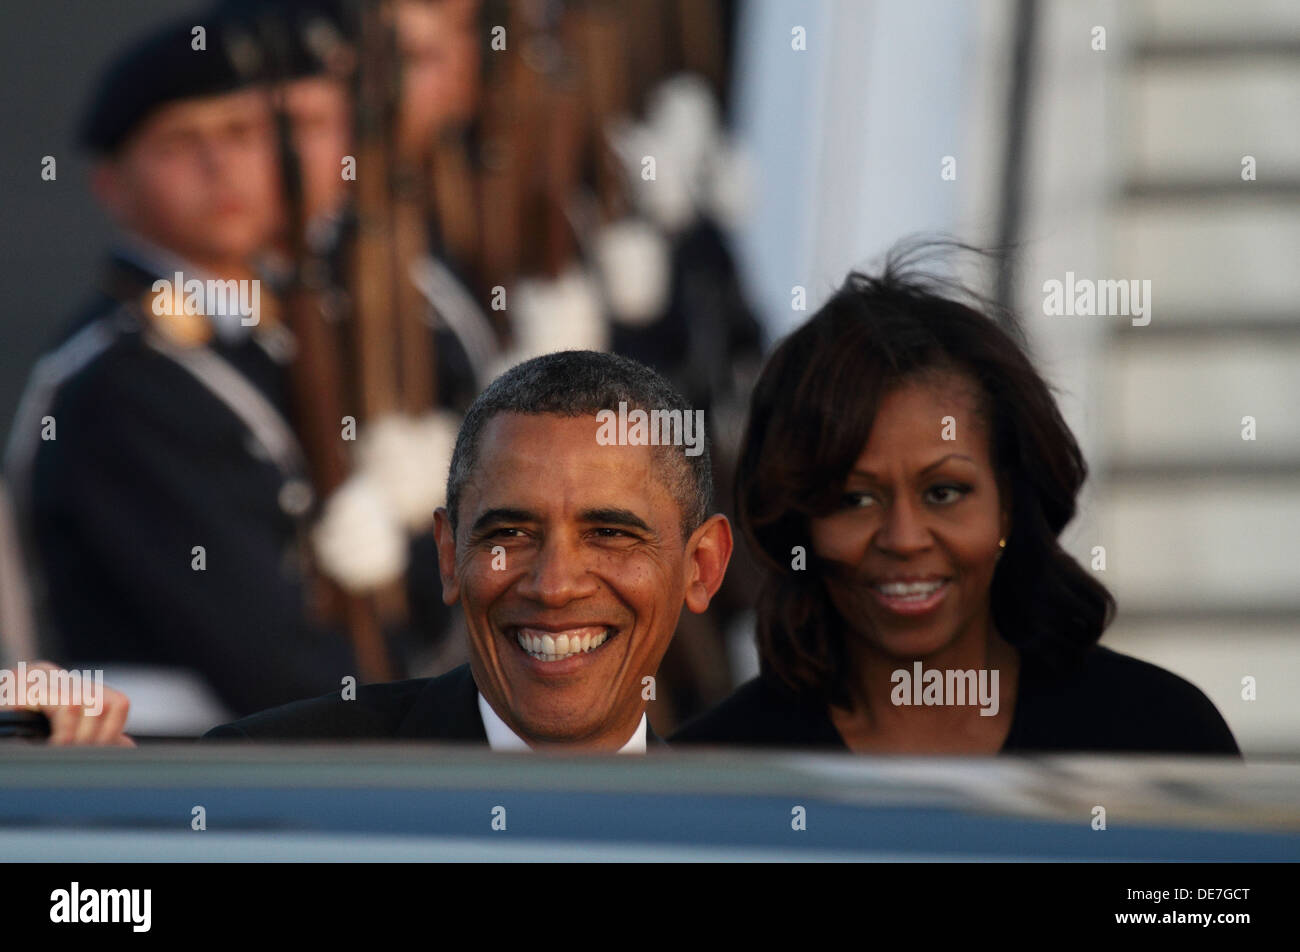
[4,15,361,723]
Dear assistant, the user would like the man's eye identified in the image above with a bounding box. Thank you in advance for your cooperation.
[591,527,635,539]
[488,527,526,539]
[926,484,969,504]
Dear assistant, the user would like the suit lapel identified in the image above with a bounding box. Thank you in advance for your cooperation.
[395,663,488,743]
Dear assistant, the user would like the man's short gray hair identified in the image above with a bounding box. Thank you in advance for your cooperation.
[445,351,713,537]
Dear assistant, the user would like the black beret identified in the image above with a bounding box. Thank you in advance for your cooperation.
[80,3,353,155]
[78,17,264,155]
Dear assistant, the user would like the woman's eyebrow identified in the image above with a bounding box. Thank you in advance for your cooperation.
[920,453,975,474]
[849,453,976,480]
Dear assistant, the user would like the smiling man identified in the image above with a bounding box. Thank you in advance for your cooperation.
[206,351,733,750]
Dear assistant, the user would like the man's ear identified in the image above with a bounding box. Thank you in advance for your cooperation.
[683,514,733,614]
[432,507,460,606]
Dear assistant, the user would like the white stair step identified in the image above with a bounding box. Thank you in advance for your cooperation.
[1131,0,1300,44]
[1112,199,1300,316]
[1125,62,1300,181]
[1095,479,1300,609]
[1104,339,1300,464]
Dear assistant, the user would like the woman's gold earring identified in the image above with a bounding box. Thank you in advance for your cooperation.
[998,538,1007,549]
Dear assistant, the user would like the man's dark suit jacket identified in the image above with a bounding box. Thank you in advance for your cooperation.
[203,663,664,746]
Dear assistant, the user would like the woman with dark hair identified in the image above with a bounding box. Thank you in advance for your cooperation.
[672,251,1240,755]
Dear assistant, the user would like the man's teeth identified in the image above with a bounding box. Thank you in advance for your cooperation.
[874,580,946,599]
[516,628,609,662]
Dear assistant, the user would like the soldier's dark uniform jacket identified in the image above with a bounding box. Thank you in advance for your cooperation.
[6,240,358,716]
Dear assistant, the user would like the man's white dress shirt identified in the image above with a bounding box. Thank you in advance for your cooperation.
[477,693,647,753]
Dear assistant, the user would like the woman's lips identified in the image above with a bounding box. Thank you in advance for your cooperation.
[868,578,951,616]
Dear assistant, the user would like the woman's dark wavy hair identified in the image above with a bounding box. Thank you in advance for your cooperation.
[739,240,1116,707]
